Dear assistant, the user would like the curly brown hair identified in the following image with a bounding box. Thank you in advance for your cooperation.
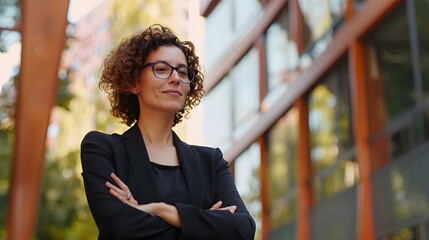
[99,24,205,126]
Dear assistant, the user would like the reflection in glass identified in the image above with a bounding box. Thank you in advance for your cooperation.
[202,76,233,150]
[204,0,261,71]
[308,58,357,202]
[365,0,429,164]
[264,7,299,108]
[234,144,262,240]
[267,107,298,229]
[298,0,346,57]
[231,48,260,139]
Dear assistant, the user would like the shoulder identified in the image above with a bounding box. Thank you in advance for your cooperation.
[186,143,222,157]
[81,131,122,149]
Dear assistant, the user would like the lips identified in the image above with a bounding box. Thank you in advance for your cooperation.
[162,89,182,96]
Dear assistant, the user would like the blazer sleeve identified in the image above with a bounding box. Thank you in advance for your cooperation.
[80,131,179,240]
[175,148,256,240]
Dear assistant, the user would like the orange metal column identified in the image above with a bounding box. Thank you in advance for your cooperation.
[6,0,69,239]
[296,98,311,240]
[346,1,375,239]
[350,39,375,240]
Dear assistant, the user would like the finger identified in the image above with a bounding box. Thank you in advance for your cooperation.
[209,201,222,210]
[105,181,123,194]
[108,188,128,203]
[218,205,237,213]
[110,173,130,192]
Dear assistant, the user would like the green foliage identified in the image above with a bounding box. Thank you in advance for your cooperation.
[36,150,98,240]
[0,0,20,52]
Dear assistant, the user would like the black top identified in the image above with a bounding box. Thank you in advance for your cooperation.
[150,162,188,204]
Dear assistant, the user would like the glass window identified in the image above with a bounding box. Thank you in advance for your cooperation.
[263,7,299,109]
[204,0,262,72]
[364,0,429,166]
[234,144,262,240]
[298,0,346,58]
[204,0,235,71]
[415,0,429,101]
[231,48,260,139]
[308,58,358,202]
[233,0,262,32]
[267,107,298,229]
[202,76,233,150]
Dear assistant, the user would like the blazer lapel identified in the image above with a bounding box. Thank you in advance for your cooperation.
[121,124,159,203]
[173,132,204,207]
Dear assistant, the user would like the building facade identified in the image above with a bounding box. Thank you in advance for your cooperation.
[199,0,429,239]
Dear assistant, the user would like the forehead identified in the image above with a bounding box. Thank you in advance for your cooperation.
[147,45,187,64]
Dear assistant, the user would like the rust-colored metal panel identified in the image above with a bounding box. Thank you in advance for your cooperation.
[258,137,269,240]
[200,0,220,17]
[289,0,305,55]
[6,0,70,239]
[349,41,375,240]
[296,98,311,240]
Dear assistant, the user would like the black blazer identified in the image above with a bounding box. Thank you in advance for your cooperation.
[81,124,256,240]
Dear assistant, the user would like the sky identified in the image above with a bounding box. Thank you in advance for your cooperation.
[67,0,105,23]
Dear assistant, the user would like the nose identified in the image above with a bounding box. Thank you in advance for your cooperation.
[168,69,181,84]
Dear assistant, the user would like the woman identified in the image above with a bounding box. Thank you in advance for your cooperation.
[80,24,256,239]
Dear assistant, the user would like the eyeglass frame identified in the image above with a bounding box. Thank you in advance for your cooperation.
[142,60,197,84]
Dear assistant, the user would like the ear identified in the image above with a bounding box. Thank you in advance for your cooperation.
[131,87,139,94]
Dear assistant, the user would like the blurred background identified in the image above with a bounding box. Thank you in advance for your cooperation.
[0,0,428,239]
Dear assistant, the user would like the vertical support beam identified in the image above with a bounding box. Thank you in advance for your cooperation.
[349,40,375,240]
[258,136,269,240]
[256,35,269,239]
[346,1,374,239]
[6,0,70,239]
[289,0,306,55]
[296,98,311,240]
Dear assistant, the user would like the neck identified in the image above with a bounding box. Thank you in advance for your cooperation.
[137,112,175,147]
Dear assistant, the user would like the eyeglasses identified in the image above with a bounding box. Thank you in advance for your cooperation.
[143,60,196,84]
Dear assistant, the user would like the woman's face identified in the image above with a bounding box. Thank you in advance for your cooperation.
[134,45,191,115]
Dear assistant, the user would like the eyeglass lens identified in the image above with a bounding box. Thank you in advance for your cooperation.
[152,62,195,83]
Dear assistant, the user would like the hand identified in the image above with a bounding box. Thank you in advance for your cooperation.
[106,173,181,227]
[105,173,138,206]
[210,201,236,214]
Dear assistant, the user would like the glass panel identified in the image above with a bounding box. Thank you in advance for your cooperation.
[269,220,296,240]
[298,0,346,57]
[372,145,429,237]
[365,0,429,166]
[264,7,299,109]
[313,159,359,201]
[308,58,357,202]
[204,0,235,71]
[267,107,298,228]
[379,226,419,240]
[365,4,413,131]
[234,144,262,240]
[204,0,262,72]
[231,48,260,139]
[233,0,262,32]
[310,187,357,240]
[202,76,233,150]
[415,0,429,102]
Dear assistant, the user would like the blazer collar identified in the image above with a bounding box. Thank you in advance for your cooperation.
[121,124,203,206]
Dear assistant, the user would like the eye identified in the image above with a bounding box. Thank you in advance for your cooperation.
[178,68,188,77]
[154,66,168,72]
